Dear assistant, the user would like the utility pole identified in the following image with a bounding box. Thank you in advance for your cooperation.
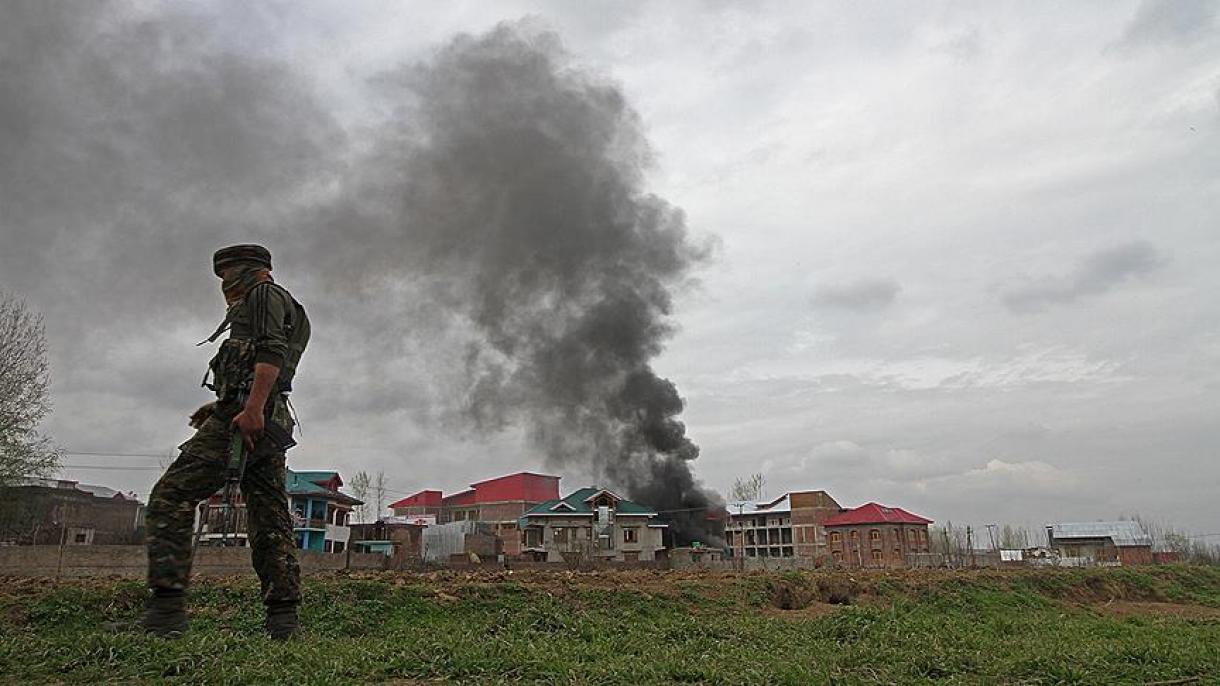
[735,503,745,572]
[966,526,975,568]
[986,524,998,552]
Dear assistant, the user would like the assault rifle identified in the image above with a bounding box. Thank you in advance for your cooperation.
[219,391,249,547]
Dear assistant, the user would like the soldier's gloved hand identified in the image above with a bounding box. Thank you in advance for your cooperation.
[232,407,264,452]
[189,402,216,429]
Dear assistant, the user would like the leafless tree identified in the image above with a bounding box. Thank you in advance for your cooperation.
[349,470,371,524]
[729,473,765,502]
[373,470,386,522]
[0,293,59,486]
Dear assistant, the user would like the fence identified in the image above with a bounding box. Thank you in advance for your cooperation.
[0,545,386,578]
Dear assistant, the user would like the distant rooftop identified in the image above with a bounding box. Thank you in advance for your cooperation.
[1051,521,1152,547]
[727,493,791,516]
[823,502,933,527]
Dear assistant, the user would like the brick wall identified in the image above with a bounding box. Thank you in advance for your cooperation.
[0,545,385,578]
[826,523,931,568]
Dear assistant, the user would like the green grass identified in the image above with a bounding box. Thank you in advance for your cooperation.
[1,566,1218,684]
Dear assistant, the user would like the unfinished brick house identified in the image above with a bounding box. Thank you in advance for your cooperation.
[387,472,560,556]
[725,490,843,562]
[1048,521,1153,566]
[823,502,932,568]
[518,488,666,563]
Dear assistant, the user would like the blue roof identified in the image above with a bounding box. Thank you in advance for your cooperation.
[286,469,362,506]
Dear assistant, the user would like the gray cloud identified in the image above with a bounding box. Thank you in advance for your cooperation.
[0,6,719,541]
[932,28,983,62]
[1001,241,1163,313]
[1114,0,1218,50]
[812,278,901,311]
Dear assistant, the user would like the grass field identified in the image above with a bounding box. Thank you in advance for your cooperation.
[2,565,1218,685]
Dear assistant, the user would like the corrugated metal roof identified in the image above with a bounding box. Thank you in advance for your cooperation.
[1051,521,1152,547]
[727,494,791,515]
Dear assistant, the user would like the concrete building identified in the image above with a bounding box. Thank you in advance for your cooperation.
[350,520,425,568]
[518,488,666,563]
[823,502,933,568]
[388,472,560,556]
[1048,521,1153,566]
[725,490,843,562]
[0,478,145,546]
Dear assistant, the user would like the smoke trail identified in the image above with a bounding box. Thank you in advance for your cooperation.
[333,23,723,542]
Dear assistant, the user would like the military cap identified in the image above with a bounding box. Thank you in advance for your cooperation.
[213,244,272,275]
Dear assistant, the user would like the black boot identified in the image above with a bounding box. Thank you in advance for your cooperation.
[141,592,188,638]
[264,602,299,640]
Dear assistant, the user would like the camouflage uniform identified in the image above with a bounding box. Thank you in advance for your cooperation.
[146,252,310,608]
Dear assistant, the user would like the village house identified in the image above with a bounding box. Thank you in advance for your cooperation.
[388,472,560,556]
[823,502,933,568]
[0,478,145,546]
[288,471,362,553]
[518,487,666,562]
[725,490,843,562]
[195,469,361,553]
[349,519,425,568]
[1048,521,1153,566]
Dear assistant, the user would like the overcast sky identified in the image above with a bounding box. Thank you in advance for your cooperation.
[3,1,1217,537]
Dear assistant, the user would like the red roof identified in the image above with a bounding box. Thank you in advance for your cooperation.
[469,472,560,503]
[822,502,932,527]
[388,489,442,510]
[390,472,561,510]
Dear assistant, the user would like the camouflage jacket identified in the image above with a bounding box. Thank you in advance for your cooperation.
[206,282,310,398]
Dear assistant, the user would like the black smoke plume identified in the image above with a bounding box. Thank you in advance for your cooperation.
[341,24,723,543]
[0,6,722,542]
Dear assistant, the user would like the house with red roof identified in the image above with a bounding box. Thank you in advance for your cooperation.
[823,502,933,568]
[388,472,560,556]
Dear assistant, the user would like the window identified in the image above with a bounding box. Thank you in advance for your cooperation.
[850,530,860,542]
[335,541,345,554]
[871,550,883,562]
[869,529,881,542]
[782,546,794,558]
[553,527,570,544]
[830,531,842,544]
[832,550,843,562]
[624,528,638,543]
[907,530,916,542]
[324,541,333,553]
[74,533,87,544]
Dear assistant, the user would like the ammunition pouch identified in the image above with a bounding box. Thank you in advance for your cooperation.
[203,338,256,399]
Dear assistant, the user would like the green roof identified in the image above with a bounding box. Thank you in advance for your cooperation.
[519,488,657,527]
[291,471,340,485]
[286,469,362,506]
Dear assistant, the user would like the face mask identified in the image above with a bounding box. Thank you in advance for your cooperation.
[221,265,269,305]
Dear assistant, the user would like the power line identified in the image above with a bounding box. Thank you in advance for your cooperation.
[59,464,165,471]
[62,451,171,459]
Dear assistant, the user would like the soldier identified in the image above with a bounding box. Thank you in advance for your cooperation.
[142,244,310,639]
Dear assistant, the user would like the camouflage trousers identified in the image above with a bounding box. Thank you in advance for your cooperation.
[146,397,300,605]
